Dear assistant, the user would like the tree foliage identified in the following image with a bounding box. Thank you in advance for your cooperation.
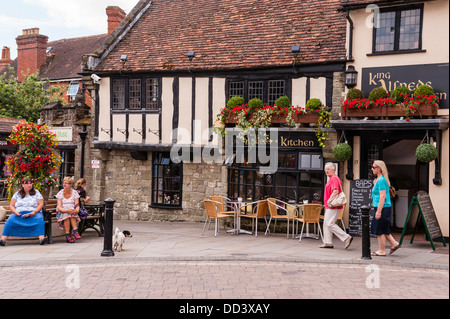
[0,67,66,122]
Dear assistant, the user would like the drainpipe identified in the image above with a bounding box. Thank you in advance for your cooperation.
[346,10,354,61]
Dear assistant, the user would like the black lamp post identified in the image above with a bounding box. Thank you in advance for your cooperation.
[344,65,358,88]
[79,125,87,178]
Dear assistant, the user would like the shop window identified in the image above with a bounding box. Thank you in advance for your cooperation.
[227,151,323,203]
[373,4,423,54]
[111,77,161,111]
[152,153,182,209]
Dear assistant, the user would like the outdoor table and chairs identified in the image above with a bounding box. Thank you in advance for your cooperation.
[202,195,327,242]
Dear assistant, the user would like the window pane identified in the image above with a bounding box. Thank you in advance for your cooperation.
[129,79,141,110]
[248,81,264,101]
[112,79,125,110]
[268,80,285,105]
[399,9,420,50]
[146,78,159,110]
[375,11,395,52]
[229,81,244,98]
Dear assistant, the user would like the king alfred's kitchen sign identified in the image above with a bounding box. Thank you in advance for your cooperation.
[362,63,449,108]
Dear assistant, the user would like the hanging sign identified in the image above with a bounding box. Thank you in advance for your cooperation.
[49,127,73,142]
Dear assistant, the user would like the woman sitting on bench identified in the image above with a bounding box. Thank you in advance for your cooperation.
[56,176,81,243]
[0,178,45,246]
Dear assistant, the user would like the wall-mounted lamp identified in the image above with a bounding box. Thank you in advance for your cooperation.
[120,54,128,67]
[291,45,300,73]
[344,65,358,89]
[187,51,195,72]
[187,51,195,63]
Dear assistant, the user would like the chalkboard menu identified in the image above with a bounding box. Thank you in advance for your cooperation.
[349,179,373,237]
[416,191,443,240]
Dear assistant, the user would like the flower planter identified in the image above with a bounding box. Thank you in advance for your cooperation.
[340,105,384,120]
[225,112,319,125]
[385,103,438,119]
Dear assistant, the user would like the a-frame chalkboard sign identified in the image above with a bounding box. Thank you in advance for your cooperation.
[399,190,446,250]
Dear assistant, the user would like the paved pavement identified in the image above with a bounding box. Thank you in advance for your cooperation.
[0,220,448,300]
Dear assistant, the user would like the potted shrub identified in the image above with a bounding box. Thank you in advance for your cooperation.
[415,143,438,163]
[333,143,352,161]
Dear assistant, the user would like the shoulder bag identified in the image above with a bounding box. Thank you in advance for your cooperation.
[329,176,347,208]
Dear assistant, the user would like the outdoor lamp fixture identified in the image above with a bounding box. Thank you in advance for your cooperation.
[344,65,358,88]
[120,54,128,67]
[187,51,195,72]
[291,45,300,73]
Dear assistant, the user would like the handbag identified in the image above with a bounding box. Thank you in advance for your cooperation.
[329,177,347,208]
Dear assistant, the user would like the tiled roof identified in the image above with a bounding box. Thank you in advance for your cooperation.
[95,0,347,72]
[0,117,23,134]
[1,34,107,81]
[341,0,432,9]
[41,34,108,80]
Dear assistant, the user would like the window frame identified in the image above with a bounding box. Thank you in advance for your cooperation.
[370,3,424,55]
[227,78,289,105]
[110,77,161,113]
[151,152,183,209]
[67,81,80,101]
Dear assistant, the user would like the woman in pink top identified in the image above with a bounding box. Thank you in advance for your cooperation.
[321,162,353,249]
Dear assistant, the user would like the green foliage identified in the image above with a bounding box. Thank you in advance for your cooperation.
[0,67,66,122]
[414,84,434,98]
[305,98,323,112]
[248,98,264,110]
[274,96,291,108]
[226,96,245,109]
[333,143,353,161]
[415,143,438,163]
[368,87,388,101]
[346,88,364,100]
[390,86,411,103]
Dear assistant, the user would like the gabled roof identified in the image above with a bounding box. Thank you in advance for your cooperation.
[94,0,347,73]
[0,34,108,81]
[0,117,23,134]
[41,34,108,80]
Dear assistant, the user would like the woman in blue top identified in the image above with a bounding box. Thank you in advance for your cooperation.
[370,160,400,256]
[0,178,45,246]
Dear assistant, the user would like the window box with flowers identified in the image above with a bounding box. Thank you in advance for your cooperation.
[214,96,331,148]
[341,85,439,121]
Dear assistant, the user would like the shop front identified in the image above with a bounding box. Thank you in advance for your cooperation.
[333,119,449,237]
[226,130,328,204]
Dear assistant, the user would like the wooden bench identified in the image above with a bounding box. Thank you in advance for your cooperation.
[0,199,104,244]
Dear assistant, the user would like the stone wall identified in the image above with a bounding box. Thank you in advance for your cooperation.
[97,149,227,222]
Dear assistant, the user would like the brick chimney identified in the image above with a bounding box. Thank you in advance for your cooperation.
[0,46,13,70]
[16,28,48,81]
[106,6,126,35]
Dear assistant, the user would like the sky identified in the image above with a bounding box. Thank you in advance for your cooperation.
[0,0,140,60]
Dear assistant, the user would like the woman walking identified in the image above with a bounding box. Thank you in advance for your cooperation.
[320,162,352,249]
[370,160,400,256]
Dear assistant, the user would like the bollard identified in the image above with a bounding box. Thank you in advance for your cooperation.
[101,198,115,257]
[361,205,372,260]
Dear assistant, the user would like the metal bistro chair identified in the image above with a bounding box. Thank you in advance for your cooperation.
[295,204,323,243]
[320,204,346,231]
[239,199,269,237]
[266,198,297,238]
[209,196,236,217]
[202,199,233,237]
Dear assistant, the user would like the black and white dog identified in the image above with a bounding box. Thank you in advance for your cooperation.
[113,227,132,252]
